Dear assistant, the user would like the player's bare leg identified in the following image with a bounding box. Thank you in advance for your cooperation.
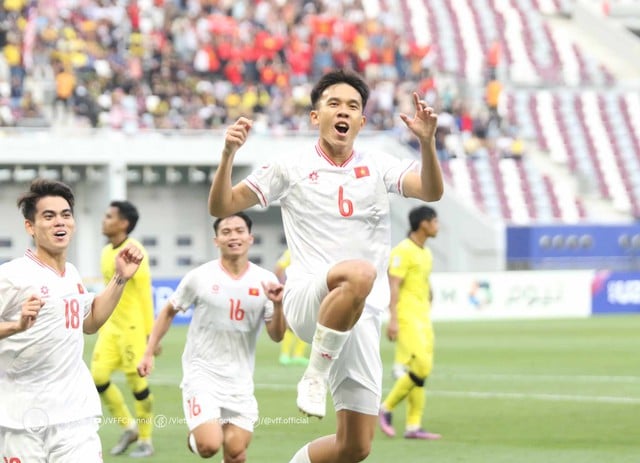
[297,260,376,418]
[222,423,252,463]
[187,421,224,458]
[290,410,376,463]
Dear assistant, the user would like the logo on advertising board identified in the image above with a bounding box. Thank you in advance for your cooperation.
[468,280,492,309]
[591,271,640,314]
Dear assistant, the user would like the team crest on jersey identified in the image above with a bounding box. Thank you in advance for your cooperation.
[308,171,319,183]
[211,284,220,294]
[40,286,49,296]
[77,283,85,294]
[248,288,260,296]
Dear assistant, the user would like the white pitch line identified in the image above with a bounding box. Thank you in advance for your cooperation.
[435,372,640,383]
[138,377,640,404]
[428,390,640,404]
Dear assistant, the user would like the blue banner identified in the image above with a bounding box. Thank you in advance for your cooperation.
[153,278,193,325]
[591,271,640,314]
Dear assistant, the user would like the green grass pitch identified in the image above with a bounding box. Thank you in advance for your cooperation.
[84,315,640,463]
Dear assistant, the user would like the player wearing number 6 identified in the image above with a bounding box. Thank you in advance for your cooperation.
[0,179,144,462]
[137,212,286,461]
[208,69,443,463]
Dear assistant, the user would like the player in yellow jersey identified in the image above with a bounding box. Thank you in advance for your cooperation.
[379,206,442,440]
[90,200,156,457]
[274,249,309,366]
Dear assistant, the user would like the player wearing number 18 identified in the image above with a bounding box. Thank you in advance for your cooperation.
[208,69,443,463]
[0,179,144,462]
[137,212,286,461]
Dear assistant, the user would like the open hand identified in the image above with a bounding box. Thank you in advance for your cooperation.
[399,92,438,141]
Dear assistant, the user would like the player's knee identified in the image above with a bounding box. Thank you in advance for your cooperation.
[346,261,377,299]
[196,440,221,459]
[91,368,110,387]
[95,381,110,394]
[411,355,433,379]
[338,439,371,462]
[408,371,426,387]
[133,387,151,401]
[224,449,247,463]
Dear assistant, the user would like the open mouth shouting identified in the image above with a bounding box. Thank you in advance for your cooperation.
[335,122,349,137]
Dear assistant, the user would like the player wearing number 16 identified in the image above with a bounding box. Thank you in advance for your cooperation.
[137,212,286,461]
[208,69,443,463]
[0,179,144,462]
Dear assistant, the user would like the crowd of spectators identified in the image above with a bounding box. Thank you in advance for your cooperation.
[1,0,517,159]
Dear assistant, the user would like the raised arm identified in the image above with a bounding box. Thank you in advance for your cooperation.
[83,244,144,334]
[400,92,444,202]
[208,117,261,217]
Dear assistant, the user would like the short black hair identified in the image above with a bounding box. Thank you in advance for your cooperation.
[409,206,437,232]
[110,200,139,234]
[310,69,370,110]
[17,178,75,221]
[213,212,253,235]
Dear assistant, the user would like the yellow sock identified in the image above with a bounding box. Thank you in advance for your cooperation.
[292,338,308,358]
[101,383,134,429]
[406,385,425,429]
[382,373,415,411]
[281,329,295,356]
[134,392,154,441]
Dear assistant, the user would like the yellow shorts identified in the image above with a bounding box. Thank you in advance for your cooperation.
[91,327,146,375]
[395,316,434,375]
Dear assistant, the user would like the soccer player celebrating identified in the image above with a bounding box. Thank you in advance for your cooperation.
[90,200,155,457]
[137,212,286,461]
[208,69,443,463]
[0,178,144,461]
[379,206,442,440]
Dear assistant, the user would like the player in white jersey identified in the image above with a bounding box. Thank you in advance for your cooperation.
[208,69,443,463]
[137,212,286,461]
[0,178,144,463]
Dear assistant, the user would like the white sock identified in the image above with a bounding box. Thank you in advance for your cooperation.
[306,323,351,378]
[188,433,201,456]
[289,443,311,463]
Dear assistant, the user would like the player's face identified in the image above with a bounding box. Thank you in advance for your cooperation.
[214,216,254,258]
[102,206,126,238]
[425,218,439,238]
[25,195,75,255]
[310,83,366,151]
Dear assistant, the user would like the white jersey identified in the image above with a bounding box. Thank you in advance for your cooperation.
[171,259,278,396]
[0,250,99,429]
[245,142,417,314]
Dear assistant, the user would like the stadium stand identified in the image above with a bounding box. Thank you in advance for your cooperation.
[1,0,640,228]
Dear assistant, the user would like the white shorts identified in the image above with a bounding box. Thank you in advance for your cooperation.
[182,383,258,433]
[0,417,102,462]
[284,272,383,416]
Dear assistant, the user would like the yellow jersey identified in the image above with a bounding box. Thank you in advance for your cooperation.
[100,237,154,335]
[276,249,291,270]
[388,238,433,319]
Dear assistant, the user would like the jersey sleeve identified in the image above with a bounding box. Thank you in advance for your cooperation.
[388,245,410,280]
[170,270,198,312]
[243,162,289,207]
[376,151,419,196]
